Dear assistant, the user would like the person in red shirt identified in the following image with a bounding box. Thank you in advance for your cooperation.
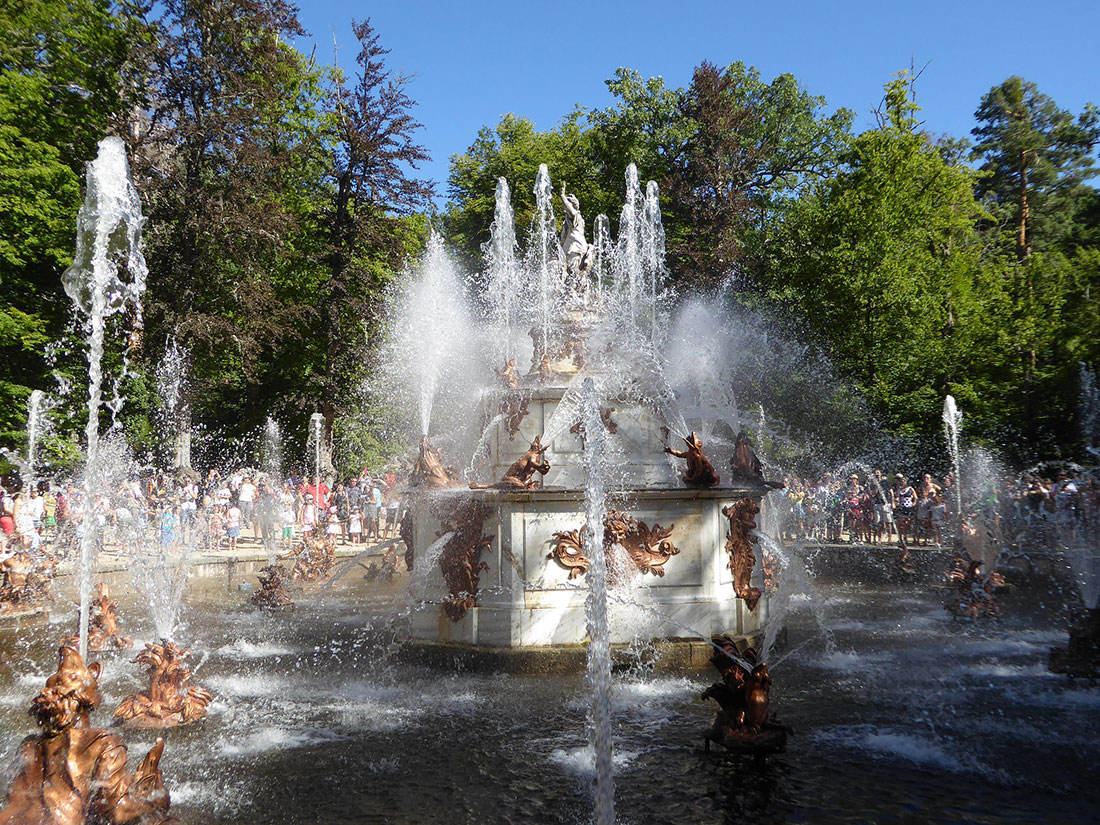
[300,475,329,510]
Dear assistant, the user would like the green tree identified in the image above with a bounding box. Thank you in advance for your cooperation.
[0,0,141,467]
[307,18,433,464]
[132,0,323,465]
[971,76,1099,261]
[667,61,852,288]
[773,73,987,436]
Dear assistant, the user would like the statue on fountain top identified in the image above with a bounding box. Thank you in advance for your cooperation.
[559,183,592,284]
[0,645,176,825]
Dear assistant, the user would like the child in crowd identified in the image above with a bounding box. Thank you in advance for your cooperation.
[325,506,341,538]
[348,508,363,544]
[930,493,946,547]
[301,494,316,535]
[226,501,241,553]
[279,497,295,549]
[160,506,178,548]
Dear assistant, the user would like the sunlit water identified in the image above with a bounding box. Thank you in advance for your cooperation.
[0,563,1095,824]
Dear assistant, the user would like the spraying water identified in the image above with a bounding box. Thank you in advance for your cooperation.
[528,165,559,355]
[483,178,522,363]
[24,390,46,491]
[579,378,615,825]
[942,396,963,520]
[61,136,148,659]
[395,231,473,435]
[309,413,325,482]
[263,417,283,479]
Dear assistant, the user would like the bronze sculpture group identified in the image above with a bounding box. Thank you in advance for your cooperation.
[0,549,58,616]
[0,646,177,825]
[61,583,132,652]
[113,641,212,730]
[701,637,790,758]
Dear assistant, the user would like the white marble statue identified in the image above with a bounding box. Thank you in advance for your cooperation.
[559,184,592,280]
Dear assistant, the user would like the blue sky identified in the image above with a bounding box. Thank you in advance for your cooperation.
[292,1,1100,202]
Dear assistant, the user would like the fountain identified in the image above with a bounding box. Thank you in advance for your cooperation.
[0,646,175,824]
[400,166,775,662]
[61,136,148,660]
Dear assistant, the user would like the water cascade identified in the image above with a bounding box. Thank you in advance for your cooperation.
[61,136,148,659]
[579,378,615,825]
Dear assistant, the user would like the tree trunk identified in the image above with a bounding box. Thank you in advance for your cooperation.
[1017,150,1030,262]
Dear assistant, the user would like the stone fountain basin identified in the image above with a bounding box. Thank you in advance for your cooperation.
[404,484,771,651]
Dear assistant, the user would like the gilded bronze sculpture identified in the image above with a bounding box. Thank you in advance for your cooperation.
[664,431,720,488]
[1048,607,1100,680]
[62,583,132,651]
[250,564,293,607]
[495,358,520,389]
[723,499,763,611]
[0,645,176,825]
[701,637,789,757]
[437,499,493,620]
[493,360,530,440]
[114,641,212,729]
[944,552,1002,619]
[0,549,58,616]
[730,432,782,488]
[411,435,460,488]
[282,535,337,583]
[469,435,550,490]
[548,510,680,582]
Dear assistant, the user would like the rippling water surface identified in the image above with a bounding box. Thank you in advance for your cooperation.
[0,563,1096,824]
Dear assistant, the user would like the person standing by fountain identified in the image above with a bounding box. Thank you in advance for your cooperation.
[225,498,241,554]
[237,475,256,532]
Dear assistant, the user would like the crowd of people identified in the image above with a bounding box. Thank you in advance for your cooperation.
[0,466,405,557]
[778,465,1100,549]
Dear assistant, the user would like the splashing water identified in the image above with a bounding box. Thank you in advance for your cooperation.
[483,178,522,363]
[263,417,283,479]
[62,136,148,659]
[943,396,963,519]
[580,378,616,825]
[394,231,474,435]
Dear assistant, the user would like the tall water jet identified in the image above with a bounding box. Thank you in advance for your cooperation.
[24,390,47,491]
[395,231,473,435]
[1080,362,1100,455]
[591,214,612,309]
[309,413,325,481]
[641,179,667,342]
[579,378,615,825]
[615,164,644,324]
[484,177,522,363]
[155,335,190,470]
[263,416,283,479]
[528,165,560,356]
[62,136,148,659]
[942,396,963,520]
